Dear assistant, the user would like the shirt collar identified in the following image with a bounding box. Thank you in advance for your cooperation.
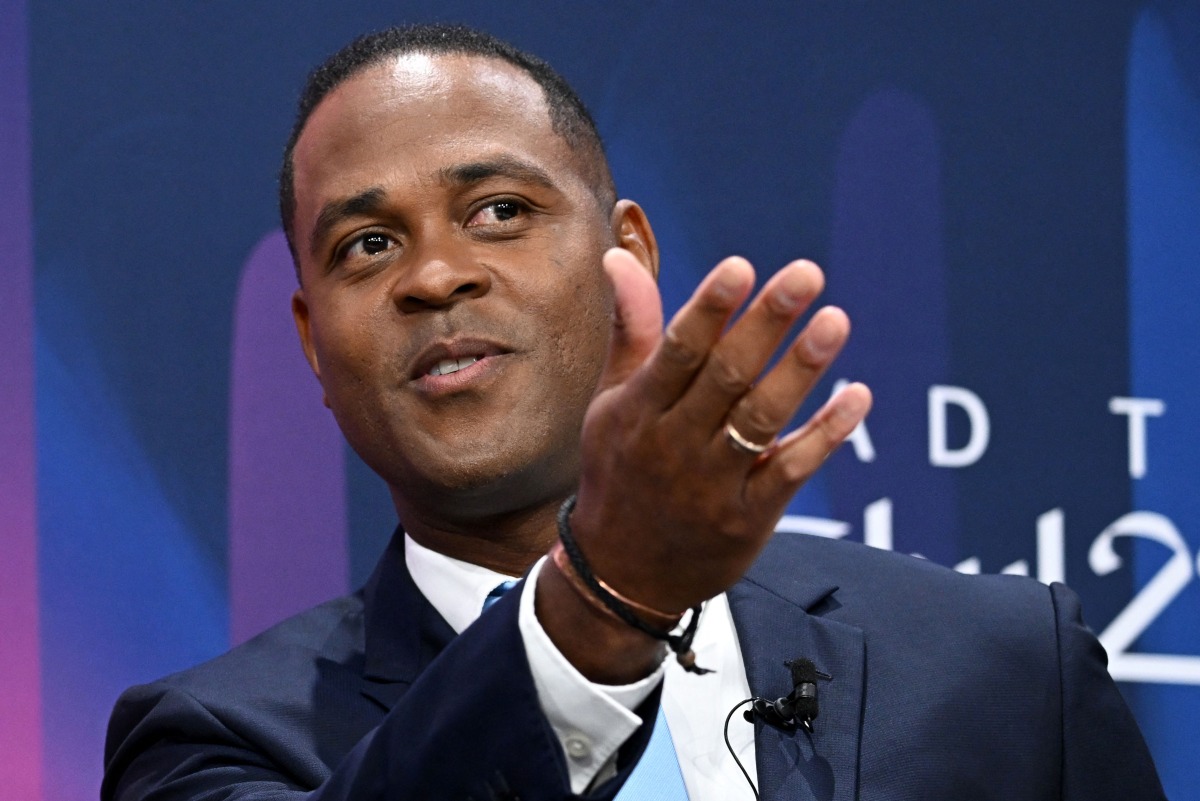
[405,533,520,635]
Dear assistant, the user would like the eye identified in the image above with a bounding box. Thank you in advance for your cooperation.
[467,200,525,227]
[340,232,397,261]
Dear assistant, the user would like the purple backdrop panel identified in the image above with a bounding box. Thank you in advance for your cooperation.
[0,1,42,798]
[229,230,348,645]
[826,90,958,564]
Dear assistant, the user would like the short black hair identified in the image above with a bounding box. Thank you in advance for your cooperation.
[278,23,616,265]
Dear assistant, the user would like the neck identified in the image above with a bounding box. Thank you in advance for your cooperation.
[394,491,564,576]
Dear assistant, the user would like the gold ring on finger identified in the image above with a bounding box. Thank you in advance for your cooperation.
[724,421,775,455]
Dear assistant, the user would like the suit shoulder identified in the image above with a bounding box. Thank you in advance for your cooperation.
[104,591,378,790]
[757,532,1058,633]
[120,591,366,709]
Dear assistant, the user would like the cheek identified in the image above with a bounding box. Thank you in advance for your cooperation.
[547,273,614,390]
[308,308,389,399]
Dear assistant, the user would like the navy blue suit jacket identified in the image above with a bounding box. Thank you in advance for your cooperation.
[102,532,1165,800]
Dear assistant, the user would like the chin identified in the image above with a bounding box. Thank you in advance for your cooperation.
[390,438,581,521]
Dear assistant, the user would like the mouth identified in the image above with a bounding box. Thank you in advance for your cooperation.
[427,355,483,377]
[409,338,513,385]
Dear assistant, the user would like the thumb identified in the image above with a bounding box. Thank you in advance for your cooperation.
[595,247,663,394]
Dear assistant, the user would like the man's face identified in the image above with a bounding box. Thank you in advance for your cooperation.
[290,54,623,524]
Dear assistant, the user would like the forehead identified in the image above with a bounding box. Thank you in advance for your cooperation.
[291,53,582,218]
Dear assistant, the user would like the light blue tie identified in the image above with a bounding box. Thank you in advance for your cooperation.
[482,579,520,612]
[616,705,690,799]
[484,581,688,798]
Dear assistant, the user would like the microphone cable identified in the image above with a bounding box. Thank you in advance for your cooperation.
[723,659,825,799]
[724,698,760,800]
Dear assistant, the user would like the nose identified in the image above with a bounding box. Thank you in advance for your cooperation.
[391,238,491,313]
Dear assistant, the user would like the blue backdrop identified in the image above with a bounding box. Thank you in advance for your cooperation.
[2,2,1197,799]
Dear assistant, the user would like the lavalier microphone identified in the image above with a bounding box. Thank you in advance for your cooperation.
[743,657,824,734]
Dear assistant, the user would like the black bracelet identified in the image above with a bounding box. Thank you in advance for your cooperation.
[556,495,712,675]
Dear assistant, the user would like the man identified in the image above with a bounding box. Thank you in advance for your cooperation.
[103,24,1164,801]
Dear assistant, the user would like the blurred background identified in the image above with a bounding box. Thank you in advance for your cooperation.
[2,1,1198,798]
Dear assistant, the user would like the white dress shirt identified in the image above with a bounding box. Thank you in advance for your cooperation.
[405,535,758,801]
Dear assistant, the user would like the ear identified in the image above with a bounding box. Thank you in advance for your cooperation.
[610,199,659,281]
[291,288,330,408]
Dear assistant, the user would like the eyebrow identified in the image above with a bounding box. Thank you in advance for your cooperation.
[440,156,558,192]
[309,187,388,257]
[306,158,560,258]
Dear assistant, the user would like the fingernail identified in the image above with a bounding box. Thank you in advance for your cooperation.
[711,269,744,302]
[771,273,809,313]
[832,384,871,421]
[773,292,803,313]
[803,312,843,360]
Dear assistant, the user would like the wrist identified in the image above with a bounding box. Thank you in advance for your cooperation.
[550,542,683,632]
[535,553,666,685]
[555,495,711,674]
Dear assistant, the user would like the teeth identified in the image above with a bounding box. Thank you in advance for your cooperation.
[428,356,481,377]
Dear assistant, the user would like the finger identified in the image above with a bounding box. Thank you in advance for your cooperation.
[625,256,755,409]
[747,382,873,506]
[594,248,664,394]
[673,260,824,428]
[721,306,850,451]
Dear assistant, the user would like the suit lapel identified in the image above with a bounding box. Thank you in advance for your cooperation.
[356,529,867,798]
[729,537,866,801]
[358,531,458,711]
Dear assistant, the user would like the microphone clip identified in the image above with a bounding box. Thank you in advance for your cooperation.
[743,658,827,735]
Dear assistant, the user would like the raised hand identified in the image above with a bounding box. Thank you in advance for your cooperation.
[536,248,870,682]
[570,248,872,616]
